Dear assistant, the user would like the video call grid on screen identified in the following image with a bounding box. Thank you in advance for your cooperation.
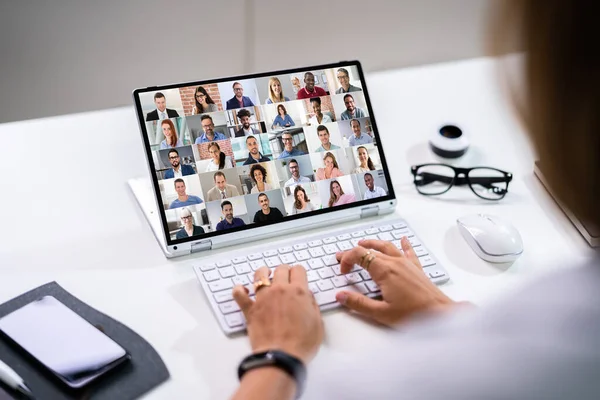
[133,61,396,245]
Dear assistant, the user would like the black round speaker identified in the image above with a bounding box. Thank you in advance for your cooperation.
[429,125,469,158]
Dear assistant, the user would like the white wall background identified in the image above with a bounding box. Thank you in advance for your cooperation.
[0,0,507,124]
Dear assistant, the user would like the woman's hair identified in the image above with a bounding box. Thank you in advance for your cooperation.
[357,146,375,170]
[208,142,226,169]
[161,119,178,147]
[492,1,600,225]
[277,104,287,116]
[328,180,345,207]
[294,185,310,210]
[250,164,267,184]
[194,86,215,113]
[268,77,286,103]
[180,207,192,221]
[323,152,339,170]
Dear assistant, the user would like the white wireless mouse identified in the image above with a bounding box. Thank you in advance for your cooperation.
[457,214,523,263]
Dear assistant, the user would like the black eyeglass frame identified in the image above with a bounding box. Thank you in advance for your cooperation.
[410,163,513,200]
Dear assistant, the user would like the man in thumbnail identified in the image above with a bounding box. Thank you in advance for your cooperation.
[315,125,341,152]
[226,82,255,110]
[284,159,311,187]
[349,119,373,146]
[235,109,261,137]
[206,171,240,201]
[146,92,180,121]
[277,132,306,159]
[363,173,387,200]
[176,207,205,239]
[164,149,195,179]
[253,193,284,223]
[169,179,204,209]
[340,94,367,120]
[243,135,271,165]
[308,97,332,126]
[216,201,246,231]
[335,68,362,94]
[195,115,227,144]
[296,72,327,99]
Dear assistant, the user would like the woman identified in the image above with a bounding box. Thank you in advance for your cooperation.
[265,77,290,104]
[159,119,182,149]
[315,151,343,181]
[328,180,355,207]
[291,185,315,214]
[271,104,295,129]
[191,86,218,114]
[352,146,375,173]
[205,141,234,172]
[175,207,205,239]
[250,164,272,194]
[230,2,600,400]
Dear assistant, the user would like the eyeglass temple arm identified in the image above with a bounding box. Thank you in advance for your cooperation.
[416,173,510,189]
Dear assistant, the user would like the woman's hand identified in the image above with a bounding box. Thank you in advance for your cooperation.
[233,265,323,364]
[335,237,455,326]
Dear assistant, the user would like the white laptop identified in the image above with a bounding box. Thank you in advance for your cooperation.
[130,61,449,334]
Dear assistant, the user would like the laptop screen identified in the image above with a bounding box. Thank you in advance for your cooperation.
[133,61,395,245]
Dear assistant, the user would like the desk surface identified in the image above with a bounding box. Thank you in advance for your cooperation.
[0,56,595,399]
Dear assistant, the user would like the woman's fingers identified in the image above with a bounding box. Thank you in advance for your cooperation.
[357,239,403,257]
[400,236,421,267]
[253,266,270,299]
[336,246,391,279]
[289,265,308,286]
[272,264,291,284]
[336,290,389,321]
[233,285,253,317]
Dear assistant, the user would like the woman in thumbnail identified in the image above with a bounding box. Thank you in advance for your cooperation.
[291,185,315,214]
[265,77,290,104]
[175,207,205,239]
[250,164,272,194]
[328,180,356,207]
[205,141,234,172]
[352,146,375,173]
[191,86,219,114]
[271,104,295,129]
[315,151,344,180]
[159,119,183,149]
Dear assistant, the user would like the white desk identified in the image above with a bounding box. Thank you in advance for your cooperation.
[0,56,595,399]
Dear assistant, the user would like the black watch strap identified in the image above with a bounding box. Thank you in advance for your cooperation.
[238,350,306,398]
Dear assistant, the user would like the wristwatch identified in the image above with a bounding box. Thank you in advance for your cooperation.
[237,350,306,398]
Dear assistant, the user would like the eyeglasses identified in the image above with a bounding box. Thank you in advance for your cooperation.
[282,138,293,142]
[410,163,513,200]
[181,215,192,220]
[168,155,179,160]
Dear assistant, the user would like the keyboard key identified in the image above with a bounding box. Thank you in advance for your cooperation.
[393,222,407,229]
[280,253,297,264]
[322,255,338,266]
[250,260,266,271]
[332,276,348,288]
[294,250,310,261]
[338,240,353,251]
[323,236,337,244]
[323,244,339,254]
[248,253,263,261]
[350,238,362,247]
[337,233,352,241]
[306,270,319,282]
[379,225,393,232]
[209,279,233,292]
[219,301,240,314]
[318,267,335,279]
[235,263,251,275]
[214,291,233,303]
[352,230,366,238]
[317,279,334,291]
[413,246,428,257]
[309,247,325,258]
[332,265,342,275]
[377,232,394,241]
[314,286,364,306]
[203,270,220,282]
[293,243,308,250]
[418,255,436,267]
[225,312,244,327]
[308,240,323,247]
[365,281,380,292]
[359,270,371,281]
[278,246,293,254]
[232,275,249,286]
[392,229,411,239]
[265,256,281,267]
[199,263,216,272]
[219,266,235,278]
[350,264,361,272]
[409,237,420,247]
[366,228,379,235]
[426,269,446,279]
[263,250,278,257]
[308,282,320,294]
[232,256,247,264]
[346,272,363,284]
[352,283,369,294]
[217,260,231,268]
[308,258,324,269]
[365,235,378,241]
[297,261,310,270]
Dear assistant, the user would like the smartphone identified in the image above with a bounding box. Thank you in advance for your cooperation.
[0,296,130,389]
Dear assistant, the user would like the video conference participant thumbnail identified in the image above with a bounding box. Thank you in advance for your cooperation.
[226,82,255,110]
[191,86,219,114]
[205,142,235,172]
[169,178,204,209]
[362,171,388,200]
[315,151,344,181]
[266,77,290,104]
[296,72,327,99]
[278,131,306,159]
[216,201,246,231]
[195,115,228,143]
[243,135,271,165]
[206,171,240,201]
[340,94,367,120]
[284,158,311,186]
[159,119,184,149]
[291,185,315,214]
[146,92,180,121]
[235,109,261,137]
[328,179,356,207]
[308,97,333,126]
[176,207,205,239]
[163,148,196,179]
[335,68,362,94]
[253,192,285,223]
[348,119,373,146]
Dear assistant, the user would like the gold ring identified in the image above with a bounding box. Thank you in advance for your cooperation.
[363,254,376,271]
[359,250,372,267]
[254,278,271,293]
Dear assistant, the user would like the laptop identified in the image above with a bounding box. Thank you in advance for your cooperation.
[129,61,449,334]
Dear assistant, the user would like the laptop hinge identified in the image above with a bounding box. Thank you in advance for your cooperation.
[191,239,213,253]
[360,205,380,218]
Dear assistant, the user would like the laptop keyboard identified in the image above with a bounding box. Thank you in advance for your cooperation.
[193,218,449,334]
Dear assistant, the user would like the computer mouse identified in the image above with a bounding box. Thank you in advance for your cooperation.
[456,214,523,263]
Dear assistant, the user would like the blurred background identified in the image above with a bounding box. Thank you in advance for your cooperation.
[0,0,515,124]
